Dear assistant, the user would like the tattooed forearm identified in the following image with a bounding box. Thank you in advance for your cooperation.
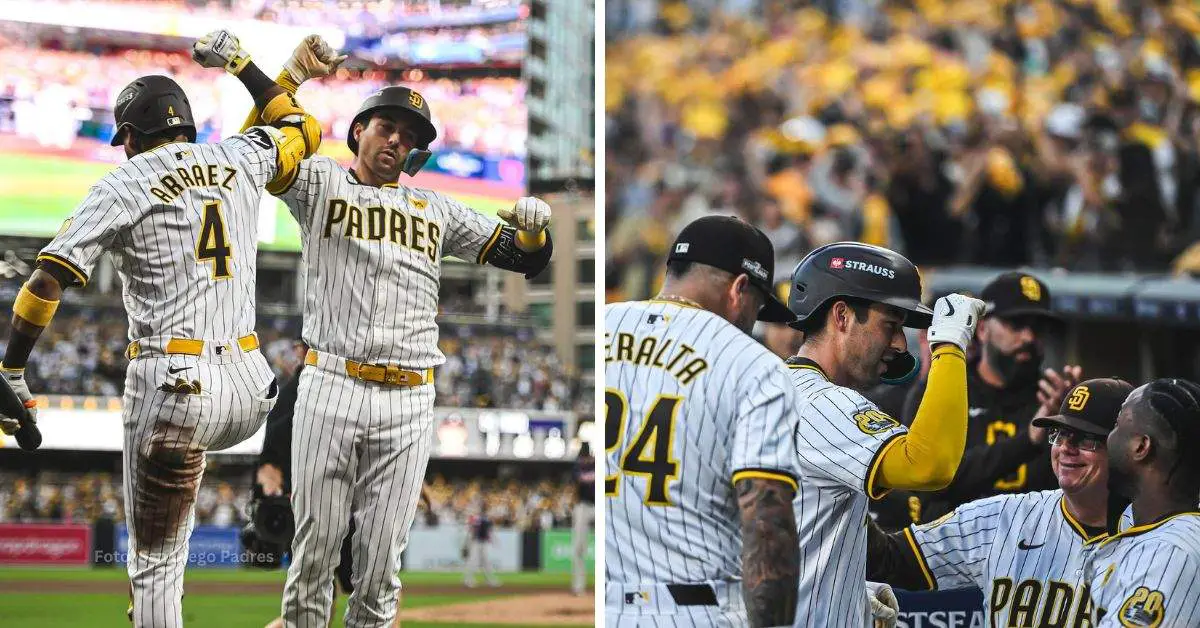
[736,477,799,627]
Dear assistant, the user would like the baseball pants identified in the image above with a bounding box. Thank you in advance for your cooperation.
[571,501,594,594]
[123,336,277,628]
[606,580,748,628]
[282,354,435,628]
[463,540,498,586]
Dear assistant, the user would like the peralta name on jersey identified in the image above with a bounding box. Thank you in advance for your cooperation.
[605,332,709,385]
[321,198,441,262]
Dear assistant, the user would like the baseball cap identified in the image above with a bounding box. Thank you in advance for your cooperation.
[1032,378,1135,436]
[667,216,796,323]
[980,271,1060,321]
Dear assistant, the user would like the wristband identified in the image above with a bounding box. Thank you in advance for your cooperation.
[13,284,59,327]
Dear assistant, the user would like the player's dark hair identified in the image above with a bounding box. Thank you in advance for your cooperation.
[798,297,872,340]
[1140,379,1200,495]
[128,129,192,154]
[665,259,693,280]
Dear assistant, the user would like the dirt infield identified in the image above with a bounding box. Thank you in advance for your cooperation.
[401,593,593,625]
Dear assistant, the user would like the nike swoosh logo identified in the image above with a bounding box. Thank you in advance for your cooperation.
[944,300,956,316]
[1017,540,1044,550]
[167,366,191,374]
[968,407,988,418]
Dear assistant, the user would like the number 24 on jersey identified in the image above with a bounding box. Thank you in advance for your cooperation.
[605,388,681,506]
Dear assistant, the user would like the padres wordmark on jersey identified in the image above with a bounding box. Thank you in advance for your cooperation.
[910,490,1105,625]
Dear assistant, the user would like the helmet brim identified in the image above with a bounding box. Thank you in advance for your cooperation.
[786,294,934,329]
[758,296,798,323]
[347,106,437,155]
[879,296,934,329]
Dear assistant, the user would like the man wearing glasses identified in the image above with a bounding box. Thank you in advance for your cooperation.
[880,272,1080,529]
[864,378,1133,625]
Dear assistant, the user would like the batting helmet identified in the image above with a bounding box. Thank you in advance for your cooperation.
[109,75,196,147]
[346,86,437,176]
[787,242,932,330]
[786,242,932,384]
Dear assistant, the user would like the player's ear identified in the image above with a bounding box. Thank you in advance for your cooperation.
[975,317,989,344]
[831,300,850,332]
[731,273,752,306]
[1131,432,1153,464]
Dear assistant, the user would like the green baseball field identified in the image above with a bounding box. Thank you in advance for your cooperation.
[0,151,516,253]
[0,567,593,627]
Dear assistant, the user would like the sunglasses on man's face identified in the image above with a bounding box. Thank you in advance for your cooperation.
[1048,427,1105,452]
[1002,315,1053,335]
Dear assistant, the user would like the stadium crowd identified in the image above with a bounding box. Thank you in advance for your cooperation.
[0,45,526,157]
[12,0,522,35]
[606,0,1200,302]
[0,470,577,529]
[0,310,586,412]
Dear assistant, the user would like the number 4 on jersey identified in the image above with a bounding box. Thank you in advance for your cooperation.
[605,388,682,506]
[196,200,233,279]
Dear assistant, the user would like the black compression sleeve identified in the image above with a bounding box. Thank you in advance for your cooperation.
[236,61,285,111]
[865,516,935,591]
[482,226,553,279]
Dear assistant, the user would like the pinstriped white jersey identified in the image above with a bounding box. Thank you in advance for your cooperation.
[1080,513,1200,626]
[910,489,1105,626]
[604,300,803,585]
[279,156,500,368]
[39,128,283,340]
[788,365,907,627]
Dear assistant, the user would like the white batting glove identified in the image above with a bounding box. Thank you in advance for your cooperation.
[497,197,552,234]
[0,367,37,436]
[282,34,347,85]
[926,293,986,352]
[192,29,252,75]
[867,581,899,628]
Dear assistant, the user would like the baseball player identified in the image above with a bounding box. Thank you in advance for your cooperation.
[865,378,1133,626]
[605,215,804,627]
[781,242,986,626]
[1076,378,1200,625]
[232,39,554,628]
[0,30,322,627]
[462,499,500,588]
[571,441,595,596]
[252,358,416,628]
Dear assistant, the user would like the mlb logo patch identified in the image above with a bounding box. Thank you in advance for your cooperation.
[624,591,651,605]
[830,257,845,269]
[675,243,690,254]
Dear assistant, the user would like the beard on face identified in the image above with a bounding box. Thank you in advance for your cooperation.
[846,331,891,390]
[985,339,1043,388]
[1106,449,1137,500]
[736,311,756,335]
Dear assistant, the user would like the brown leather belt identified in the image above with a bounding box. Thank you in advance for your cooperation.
[305,350,432,387]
